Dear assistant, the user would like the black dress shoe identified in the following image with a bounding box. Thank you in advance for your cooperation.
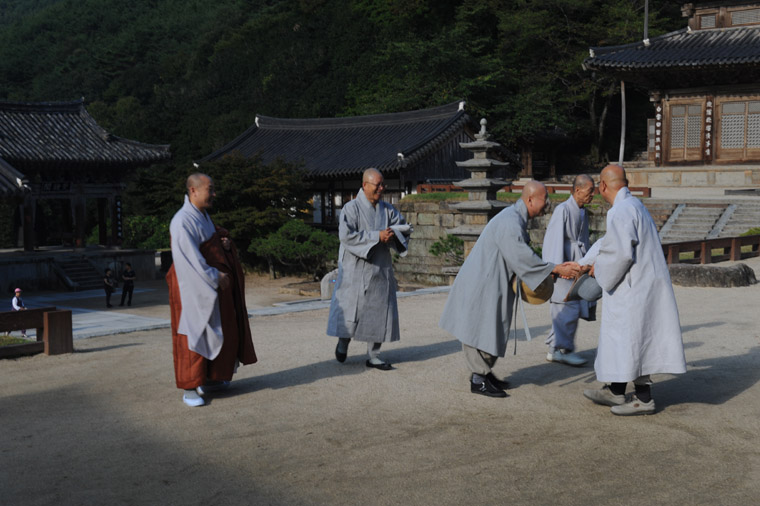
[471,376,508,398]
[365,360,393,371]
[486,373,510,390]
[335,342,347,363]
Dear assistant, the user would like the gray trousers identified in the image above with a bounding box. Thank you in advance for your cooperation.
[463,344,498,376]
[546,301,581,351]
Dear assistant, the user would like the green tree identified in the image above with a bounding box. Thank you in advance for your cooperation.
[429,234,464,266]
[249,219,339,280]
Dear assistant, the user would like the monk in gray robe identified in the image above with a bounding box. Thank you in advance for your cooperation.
[440,181,581,398]
[168,173,257,407]
[541,174,595,367]
[581,165,686,415]
[327,168,412,370]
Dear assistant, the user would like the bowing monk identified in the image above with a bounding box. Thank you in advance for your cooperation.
[167,173,257,407]
[581,165,686,415]
[440,181,581,398]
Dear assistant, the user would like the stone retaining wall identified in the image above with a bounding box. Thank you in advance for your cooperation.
[395,198,610,285]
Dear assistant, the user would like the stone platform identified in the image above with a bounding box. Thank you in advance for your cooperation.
[626,164,760,188]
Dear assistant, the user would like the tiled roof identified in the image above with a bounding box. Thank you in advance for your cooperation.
[202,101,470,178]
[0,99,171,170]
[0,156,28,196]
[584,26,760,71]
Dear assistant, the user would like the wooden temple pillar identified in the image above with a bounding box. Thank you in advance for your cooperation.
[73,195,86,249]
[97,198,108,246]
[520,144,533,178]
[22,196,35,251]
[111,196,122,247]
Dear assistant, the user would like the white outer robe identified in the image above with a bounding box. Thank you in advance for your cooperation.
[169,195,224,360]
[583,187,686,382]
[439,199,555,357]
[326,189,411,343]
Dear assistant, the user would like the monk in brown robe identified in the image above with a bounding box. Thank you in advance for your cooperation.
[168,173,257,407]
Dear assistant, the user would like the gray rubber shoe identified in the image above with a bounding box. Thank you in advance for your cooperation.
[183,390,205,407]
[547,349,587,366]
[583,385,626,406]
[610,395,656,416]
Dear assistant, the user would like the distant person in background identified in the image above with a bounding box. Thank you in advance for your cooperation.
[11,288,27,338]
[120,262,136,306]
[104,269,117,308]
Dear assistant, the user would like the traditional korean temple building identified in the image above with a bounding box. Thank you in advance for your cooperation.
[584,1,760,185]
[201,101,515,224]
[0,99,170,251]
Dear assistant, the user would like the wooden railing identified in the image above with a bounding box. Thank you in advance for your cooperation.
[416,182,652,197]
[663,235,760,264]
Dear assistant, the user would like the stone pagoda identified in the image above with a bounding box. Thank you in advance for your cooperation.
[446,118,511,259]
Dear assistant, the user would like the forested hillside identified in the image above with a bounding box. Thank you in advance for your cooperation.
[0,0,684,253]
[0,0,682,162]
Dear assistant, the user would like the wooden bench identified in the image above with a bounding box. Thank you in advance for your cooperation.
[0,307,74,359]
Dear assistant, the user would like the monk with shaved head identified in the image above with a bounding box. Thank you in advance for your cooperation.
[440,180,581,398]
[542,174,596,367]
[167,172,257,407]
[327,168,413,370]
[580,165,685,415]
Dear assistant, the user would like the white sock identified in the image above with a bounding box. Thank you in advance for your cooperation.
[367,342,384,363]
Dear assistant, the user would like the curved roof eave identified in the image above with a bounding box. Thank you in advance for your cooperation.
[0,156,30,196]
[584,26,760,72]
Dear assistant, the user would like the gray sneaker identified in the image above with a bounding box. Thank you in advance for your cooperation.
[182,390,205,407]
[547,349,587,367]
[610,395,656,416]
[583,385,626,406]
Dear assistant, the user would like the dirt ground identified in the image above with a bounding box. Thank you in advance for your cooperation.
[2,260,760,505]
[48,272,320,320]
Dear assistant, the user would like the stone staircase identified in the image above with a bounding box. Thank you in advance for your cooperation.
[645,200,760,244]
[642,201,677,230]
[55,257,103,291]
[717,202,760,237]
[659,204,726,243]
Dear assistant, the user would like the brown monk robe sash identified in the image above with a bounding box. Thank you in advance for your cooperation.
[167,228,257,389]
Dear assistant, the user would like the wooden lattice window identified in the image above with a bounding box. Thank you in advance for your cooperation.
[731,8,760,26]
[700,14,716,28]
[716,99,760,162]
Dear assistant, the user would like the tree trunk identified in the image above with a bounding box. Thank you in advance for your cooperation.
[268,259,277,279]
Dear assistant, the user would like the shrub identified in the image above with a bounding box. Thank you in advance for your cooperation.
[249,219,339,280]
[429,234,464,266]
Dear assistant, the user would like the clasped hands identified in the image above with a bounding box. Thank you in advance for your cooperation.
[379,227,395,243]
[552,261,582,280]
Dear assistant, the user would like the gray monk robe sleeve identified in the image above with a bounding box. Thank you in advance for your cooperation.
[338,201,380,260]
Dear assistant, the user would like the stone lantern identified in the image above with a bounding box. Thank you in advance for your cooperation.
[445,118,511,261]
